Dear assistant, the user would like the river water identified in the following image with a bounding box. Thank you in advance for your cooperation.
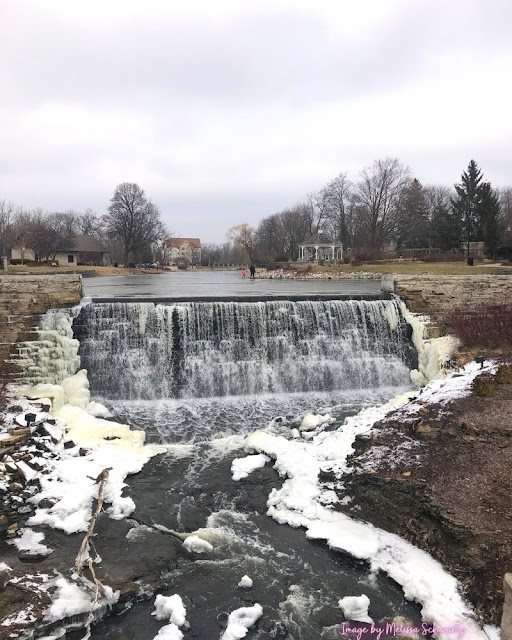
[75,274,420,638]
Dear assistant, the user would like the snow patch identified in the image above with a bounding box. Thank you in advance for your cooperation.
[153,624,183,640]
[339,594,373,623]
[183,535,213,554]
[231,454,270,481]
[221,603,263,640]
[238,575,253,589]
[300,413,334,431]
[10,529,53,558]
[152,594,187,626]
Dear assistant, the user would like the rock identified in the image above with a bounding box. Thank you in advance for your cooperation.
[0,514,8,531]
[0,563,12,590]
[38,497,56,509]
[402,471,411,477]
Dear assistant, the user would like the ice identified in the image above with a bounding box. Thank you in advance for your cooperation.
[23,371,166,534]
[221,603,263,640]
[10,528,53,558]
[238,575,253,589]
[183,535,213,553]
[44,578,93,622]
[152,594,187,626]
[231,454,270,481]
[299,413,334,431]
[153,624,183,639]
[339,594,373,623]
[85,400,112,418]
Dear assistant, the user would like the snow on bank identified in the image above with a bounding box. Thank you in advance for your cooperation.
[21,369,166,534]
[221,603,263,640]
[243,364,491,640]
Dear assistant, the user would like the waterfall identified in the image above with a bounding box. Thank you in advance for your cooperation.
[72,298,416,400]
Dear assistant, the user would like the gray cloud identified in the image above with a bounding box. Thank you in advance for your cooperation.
[1,0,511,241]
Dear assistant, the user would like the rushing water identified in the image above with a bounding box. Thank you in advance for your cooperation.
[73,299,415,401]
[71,294,420,639]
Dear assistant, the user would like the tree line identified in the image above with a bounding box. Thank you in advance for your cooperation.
[0,183,167,266]
[211,158,512,265]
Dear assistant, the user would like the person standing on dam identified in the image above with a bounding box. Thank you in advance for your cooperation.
[250,265,256,279]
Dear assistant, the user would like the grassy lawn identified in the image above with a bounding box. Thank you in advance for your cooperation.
[314,261,512,276]
[6,265,163,277]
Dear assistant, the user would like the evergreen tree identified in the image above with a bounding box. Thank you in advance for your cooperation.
[432,202,462,251]
[478,182,501,257]
[396,178,430,248]
[451,159,483,252]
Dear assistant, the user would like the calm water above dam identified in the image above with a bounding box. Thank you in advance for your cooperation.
[84,270,381,298]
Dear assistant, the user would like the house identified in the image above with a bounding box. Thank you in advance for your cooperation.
[10,234,109,266]
[164,238,202,266]
[298,231,343,262]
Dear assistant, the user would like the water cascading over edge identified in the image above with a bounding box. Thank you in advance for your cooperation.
[72,298,416,400]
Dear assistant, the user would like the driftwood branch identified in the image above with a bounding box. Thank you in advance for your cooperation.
[75,467,112,602]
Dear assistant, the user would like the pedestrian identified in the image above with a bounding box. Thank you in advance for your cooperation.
[242,268,247,279]
[250,265,256,279]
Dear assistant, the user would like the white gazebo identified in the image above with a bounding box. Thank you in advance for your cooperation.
[298,231,343,262]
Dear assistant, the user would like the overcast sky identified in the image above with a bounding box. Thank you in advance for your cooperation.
[1,0,511,242]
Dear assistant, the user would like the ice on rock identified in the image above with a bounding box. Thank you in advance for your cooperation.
[152,594,187,626]
[24,371,166,534]
[238,575,253,589]
[221,603,263,640]
[11,528,53,558]
[231,454,270,481]
[339,594,373,623]
[153,624,183,640]
[44,578,94,622]
[183,535,213,553]
[299,413,334,431]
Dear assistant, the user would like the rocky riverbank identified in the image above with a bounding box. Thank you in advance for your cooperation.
[258,269,382,279]
[332,359,512,625]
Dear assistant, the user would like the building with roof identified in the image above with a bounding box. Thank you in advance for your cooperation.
[10,234,109,266]
[298,231,343,262]
[164,237,202,266]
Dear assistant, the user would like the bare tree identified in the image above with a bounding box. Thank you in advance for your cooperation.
[323,172,353,247]
[104,183,166,266]
[355,158,411,254]
[77,209,103,238]
[227,223,257,264]
[0,200,16,256]
[29,212,77,261]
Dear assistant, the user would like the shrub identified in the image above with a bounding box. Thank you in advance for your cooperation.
[445,302,512,348]
[472,374,495,397]
[495,364,512,384]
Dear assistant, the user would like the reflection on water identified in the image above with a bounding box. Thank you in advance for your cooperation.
[84,270,381,298]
